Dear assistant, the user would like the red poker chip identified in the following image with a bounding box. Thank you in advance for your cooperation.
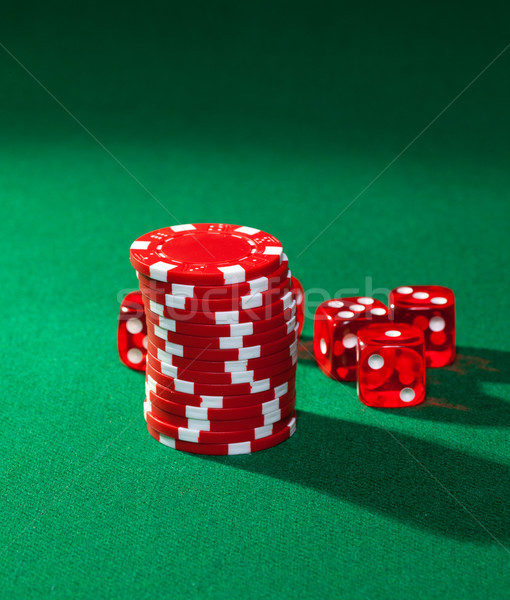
[139,275,292,312]
[142,294,297,325]
[291,276,305,337]
[146,361,297,397]
[147,387,296,421]
[144,401,295,443]
[145,302,297,338]
[147,395,296,431]
[146,339,297,373]
[117,291,147,372]
[130,224,284,285]
[147,348,297,384]
[146,415,297,455]
[145,314,297,349]
[137,256,290,299]
[147,324,299,361]
[292,276,304,306]
[145,374,295,408]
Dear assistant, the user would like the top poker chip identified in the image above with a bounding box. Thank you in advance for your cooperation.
[130,224,284,285]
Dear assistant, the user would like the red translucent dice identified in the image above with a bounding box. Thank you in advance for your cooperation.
[357,323,426,408]
[389,285,455,368]
[313,297,389,381]
[291,276,305,338]
[118,291,148,371]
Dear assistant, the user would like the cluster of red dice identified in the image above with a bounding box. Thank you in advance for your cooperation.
[313,286,455,408]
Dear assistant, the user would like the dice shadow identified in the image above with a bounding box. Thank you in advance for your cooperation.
[297,340,510,427]
[205,410,510,544]
[383,346,510,427]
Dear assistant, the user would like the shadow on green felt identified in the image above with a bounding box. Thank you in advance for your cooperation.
[137,339,510,542]
[201,345,510,543]
[298,342,510,427]
[204,409,510,544]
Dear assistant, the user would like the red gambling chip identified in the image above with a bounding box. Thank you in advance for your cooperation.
[147,387,296,421]
[146,361,296,396]
[117,291,147,372]
[137,256,290,299]
[145,374,295,408]
[147,395,296,432]
[142,294,297,325]
[146,339,297,373]
[139,275,292,312]
[145,302,297,338]
[291,276,305,337]
[147,323,299,361]
[130,224,284,285]
[145,314,297,349]
[144,400,295,443]
[147,348,297,384]
[146,414,297,455]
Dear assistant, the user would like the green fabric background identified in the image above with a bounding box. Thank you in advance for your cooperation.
[1,1,509,598]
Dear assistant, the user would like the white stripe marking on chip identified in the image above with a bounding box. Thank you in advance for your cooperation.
[219,265,246,284]
[187,419,211,431]
[238,346,261,359]
[249,276,269,294]
[200,396,224,408]
[174,379,194,394]
[179,428,200,442]
[170,224,196,232]
[158,317,176,331]
[160,434,176,448]
[230,322,253,336]
[234,226,260,235]
[186,406,207,419]
[164,294,186,309]
[263,246,283,257]
[215,311,240,324]
[163,341,184,356]
[255,424,273,439]
[229,442,251,455]
[150,261,177,281]
[171,283,195,297]
[219,337,243,349]
[251,379,270,393]
[130,241,150,250]
[231,371,255,384]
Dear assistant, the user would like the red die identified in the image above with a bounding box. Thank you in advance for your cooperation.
[357,323,426,408]
[291,276,305,338]
[389,286,455,368]
[313,297,389,381]
[118,292,148,371]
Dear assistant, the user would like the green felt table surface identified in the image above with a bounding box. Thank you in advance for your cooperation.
[1,1,510,598]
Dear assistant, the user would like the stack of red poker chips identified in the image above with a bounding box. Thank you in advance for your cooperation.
[130,224,298,455]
